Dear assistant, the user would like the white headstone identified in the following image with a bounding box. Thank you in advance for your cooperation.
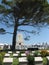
[13,53,18,57]
[16,51,20,54]
[47,56,49,60]
[19,57,28,65]
[47,56,49,65]
[35,57,43,65]
[21,53,26,57]
[4,53,10,57]
[3,58,13,65]
[8,51,12,54]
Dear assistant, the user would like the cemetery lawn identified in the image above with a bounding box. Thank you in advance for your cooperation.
[10,53,13,58]
[12,58,19,65]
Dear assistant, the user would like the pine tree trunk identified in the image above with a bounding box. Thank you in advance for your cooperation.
[12,18,19,51]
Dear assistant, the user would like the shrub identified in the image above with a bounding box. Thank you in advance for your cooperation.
[0,54,3,65]
[20,51,25,53]
[27,55,34,65]
[0,47,2,50]
[25,51,30,56]
[43,57,48,65]
[47,52,49,56]
[18,52,21,57]
[1,52,6,59]
[1,52,5,55]
[10,53,13,58]
[12,58,19,65]
[40,50,47,57]
[34,51,38,57]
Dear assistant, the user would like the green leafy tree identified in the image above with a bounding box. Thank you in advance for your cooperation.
[0,0,49,50]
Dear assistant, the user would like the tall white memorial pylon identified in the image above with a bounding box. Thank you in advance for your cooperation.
[15,33,24,49]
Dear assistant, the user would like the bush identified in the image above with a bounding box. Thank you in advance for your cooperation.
[34,51,38,57]
[0,47,2,50]
[12,58,19,65]
[27,55,34,65]
[18,52,21,57]
[25,51,30,56]
[1,52,6,59]
[46,52,49,56]
[20,51,25,53]
[40,50,47,57]
[43,57,48,65]
[0,54,3,65]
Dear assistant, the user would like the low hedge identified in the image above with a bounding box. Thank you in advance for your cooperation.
[27,55,34,65]
[43,57,48,65]
[0,52,6,65]
[40,50,48,57]
[0,54,3,65]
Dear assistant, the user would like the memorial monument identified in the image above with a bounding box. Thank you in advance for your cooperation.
[15,33,24,49]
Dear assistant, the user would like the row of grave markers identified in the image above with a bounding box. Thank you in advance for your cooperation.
[3,56,49,65]
[2,51,49,65]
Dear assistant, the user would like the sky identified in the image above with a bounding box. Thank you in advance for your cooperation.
[0,0,49,45]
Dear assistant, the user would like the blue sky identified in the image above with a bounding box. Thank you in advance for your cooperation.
[0,0,49,45]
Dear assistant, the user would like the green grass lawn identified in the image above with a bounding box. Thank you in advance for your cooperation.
[12,58,19,65]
